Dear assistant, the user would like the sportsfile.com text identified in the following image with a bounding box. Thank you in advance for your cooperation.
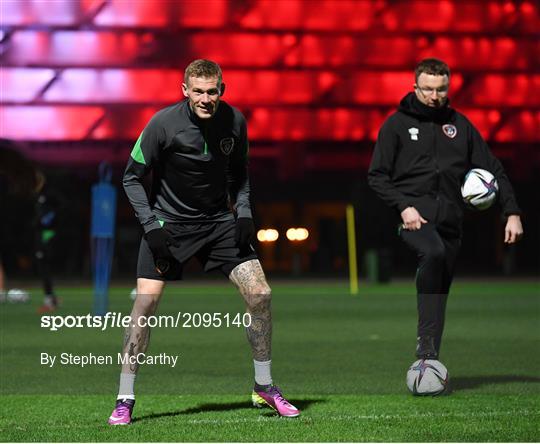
[40,312,252,331]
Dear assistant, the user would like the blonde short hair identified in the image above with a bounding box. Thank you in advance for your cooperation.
[184,59,222,86]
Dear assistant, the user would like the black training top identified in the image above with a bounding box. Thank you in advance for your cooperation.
[123,99,252,233]
[368,92,520,230]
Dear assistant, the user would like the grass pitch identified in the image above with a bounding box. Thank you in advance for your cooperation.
[1,280,539,441]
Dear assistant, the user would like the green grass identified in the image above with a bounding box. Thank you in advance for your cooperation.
[1,394,538,442]
[1,281,539,441]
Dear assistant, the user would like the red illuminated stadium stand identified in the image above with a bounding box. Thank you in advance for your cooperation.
[4,1,538,32]
[1,0,538,173]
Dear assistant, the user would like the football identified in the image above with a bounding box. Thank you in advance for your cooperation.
[130,288,137,301]
[461,168,499,210]
[6,288,31,303]
[406,359,449,395]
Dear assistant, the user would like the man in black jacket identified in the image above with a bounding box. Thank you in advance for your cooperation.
[368,58,523,361]
[109,60,299,424]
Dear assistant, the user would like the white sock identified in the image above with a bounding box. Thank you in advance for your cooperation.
[117,373,136,400]
[254,359,272,386]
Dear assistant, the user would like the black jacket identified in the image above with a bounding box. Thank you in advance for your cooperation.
[368,93,520,232]
[123,100,251,233]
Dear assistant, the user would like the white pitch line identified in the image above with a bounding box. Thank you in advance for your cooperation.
[186,409,537,425]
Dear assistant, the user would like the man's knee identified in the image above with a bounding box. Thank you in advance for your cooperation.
[422,244,446,264]
[245,285,272,312]
[134,293,160,315]
[134,279,163,314]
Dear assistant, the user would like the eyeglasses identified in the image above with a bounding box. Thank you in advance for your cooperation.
[416,85,449,96]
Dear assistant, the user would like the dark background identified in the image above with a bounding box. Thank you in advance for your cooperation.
[1,0,538,280]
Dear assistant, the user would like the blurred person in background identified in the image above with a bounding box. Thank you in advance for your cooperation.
[34,170,60,313]
[0,140,62,309]
[0,139,36,302]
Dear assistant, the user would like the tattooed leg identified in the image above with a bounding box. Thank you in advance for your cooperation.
[120,278,165,374]
[229,259,272,361]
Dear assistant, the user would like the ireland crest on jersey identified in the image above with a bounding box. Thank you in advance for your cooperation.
[220,137,234,155]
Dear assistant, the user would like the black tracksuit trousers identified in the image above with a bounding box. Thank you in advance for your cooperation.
[400,223,461,354]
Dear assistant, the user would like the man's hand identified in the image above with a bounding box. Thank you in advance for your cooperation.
[145,227,179,274]
[504,215,523,244]
[400,207,428,231]
[235,217,255,250]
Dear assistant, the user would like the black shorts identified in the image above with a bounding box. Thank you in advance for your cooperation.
[137,219,258,281]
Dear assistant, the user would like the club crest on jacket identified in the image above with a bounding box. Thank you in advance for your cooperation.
[442,124,457,139]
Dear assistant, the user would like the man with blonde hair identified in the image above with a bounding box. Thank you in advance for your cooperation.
[109,60,299,424]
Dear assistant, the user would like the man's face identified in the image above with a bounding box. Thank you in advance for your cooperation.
[414,73,449,108]
[182,76,222,119]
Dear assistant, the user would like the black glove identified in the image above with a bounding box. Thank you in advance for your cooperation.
[145,227,179,274]
[235,217,255,251]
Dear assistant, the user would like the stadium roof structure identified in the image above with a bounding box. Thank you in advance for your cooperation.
[1,0,538,177]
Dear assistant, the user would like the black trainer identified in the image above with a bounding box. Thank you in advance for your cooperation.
[416,336,438,359]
